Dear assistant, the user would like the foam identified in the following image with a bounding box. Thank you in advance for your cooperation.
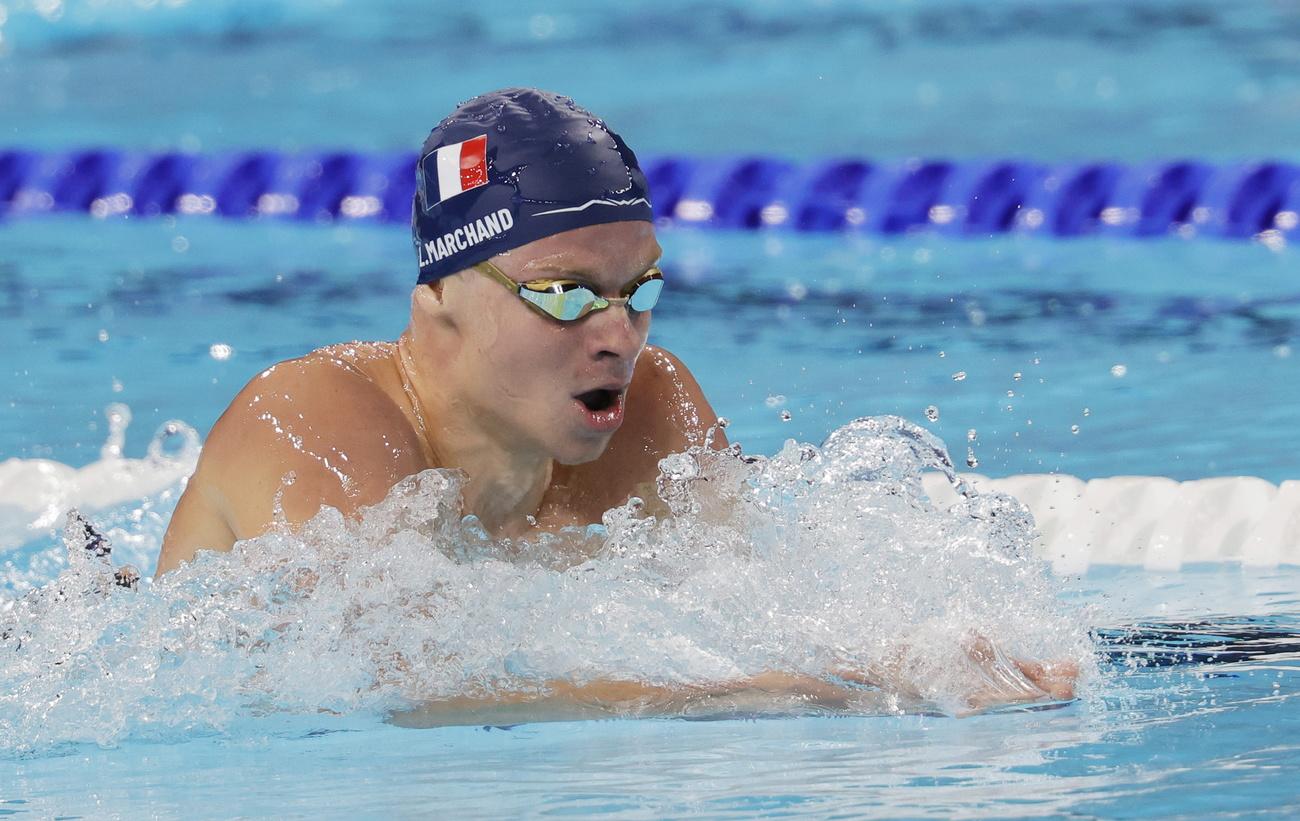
[0,415,1091,752]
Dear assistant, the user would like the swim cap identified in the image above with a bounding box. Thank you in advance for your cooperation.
[411,88,654,284]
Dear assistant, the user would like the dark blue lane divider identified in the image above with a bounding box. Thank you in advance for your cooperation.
[1,149,1297,240]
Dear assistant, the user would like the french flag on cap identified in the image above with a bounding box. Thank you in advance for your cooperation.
[420,134,489,210]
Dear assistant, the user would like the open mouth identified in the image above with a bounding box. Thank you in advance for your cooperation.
[575,388,618,412]
[572,386,626,434]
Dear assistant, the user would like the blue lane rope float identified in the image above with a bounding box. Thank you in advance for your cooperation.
[1,149,1298,240]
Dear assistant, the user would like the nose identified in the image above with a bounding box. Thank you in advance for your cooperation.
[584,302,647,362]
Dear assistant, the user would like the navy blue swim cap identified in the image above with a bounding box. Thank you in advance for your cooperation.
[412,88,654,284]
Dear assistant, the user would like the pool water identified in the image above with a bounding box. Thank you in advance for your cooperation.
[3,0,1300,817]
[3,566,1298,818]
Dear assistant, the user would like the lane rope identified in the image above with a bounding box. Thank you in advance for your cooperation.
[922,472,1300,572]
[2,149,1298,240]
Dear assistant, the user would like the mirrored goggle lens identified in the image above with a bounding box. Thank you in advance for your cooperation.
[519,286,598,321]
[627,277,664,312]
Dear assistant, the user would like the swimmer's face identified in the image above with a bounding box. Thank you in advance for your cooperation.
[430,221,660,465]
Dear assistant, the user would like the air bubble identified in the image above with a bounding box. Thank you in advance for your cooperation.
[764,394,787,408]
[1071,425,1080,435]
[1012,372,1022,381]
[780,410,793,422]
[966,428,977,441]
[924,405,939,422]
[1110,364,1128,378]
[1083,407,1091,417]
[966,448,979,468]
[951,371,967,382]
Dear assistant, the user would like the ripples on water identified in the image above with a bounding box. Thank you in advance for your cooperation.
[0,415,1095,753]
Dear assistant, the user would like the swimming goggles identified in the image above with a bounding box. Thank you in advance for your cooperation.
[472,259,665,322]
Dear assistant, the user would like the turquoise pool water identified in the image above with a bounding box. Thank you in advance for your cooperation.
[3,1,1299,817]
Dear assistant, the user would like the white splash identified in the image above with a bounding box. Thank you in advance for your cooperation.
[0,415,1092,753]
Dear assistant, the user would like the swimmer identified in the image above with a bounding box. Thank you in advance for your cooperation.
[156,87,1077,714]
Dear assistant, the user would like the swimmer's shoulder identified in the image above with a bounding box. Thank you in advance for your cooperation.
[193,342,431,537]
[626,344,724,451]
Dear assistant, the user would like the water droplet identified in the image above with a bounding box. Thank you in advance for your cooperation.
[716,417,730,429]
[938,350,946,358]
[209,343,233,361]
[1012,371,1022,381]
[111,378,124,393]
[495,123,507,133]
[525,514,538,527]
[966,448,979,468]
[1032,357,1041,365]
[97,329,109,343]
[780,410,793,422]
[1071,424,1080,434]
[764,394,787,408]
[966,428,977,441]
[1083,407,1091,416]
[1110,363,1128,378]
[951,371,967,382]
[101,403,131,461]
[924,405,939,421]
[1006,390,1015,398]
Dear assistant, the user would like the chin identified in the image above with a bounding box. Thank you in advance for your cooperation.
[552,435,613,466]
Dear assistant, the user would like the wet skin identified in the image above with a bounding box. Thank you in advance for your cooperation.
[157,221,723,575]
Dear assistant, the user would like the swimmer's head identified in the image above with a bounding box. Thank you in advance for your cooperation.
[412,220,661,465]
[411,88,654,284]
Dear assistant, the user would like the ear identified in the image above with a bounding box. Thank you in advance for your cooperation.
[411,284,438,319]
[411,281,443,310]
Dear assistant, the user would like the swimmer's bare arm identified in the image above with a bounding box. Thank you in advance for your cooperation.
[391,672,868,728]
[156,356,427,577]
[392,655,1079,728]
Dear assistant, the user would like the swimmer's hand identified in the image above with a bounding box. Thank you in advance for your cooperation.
[833,634,1079,716]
